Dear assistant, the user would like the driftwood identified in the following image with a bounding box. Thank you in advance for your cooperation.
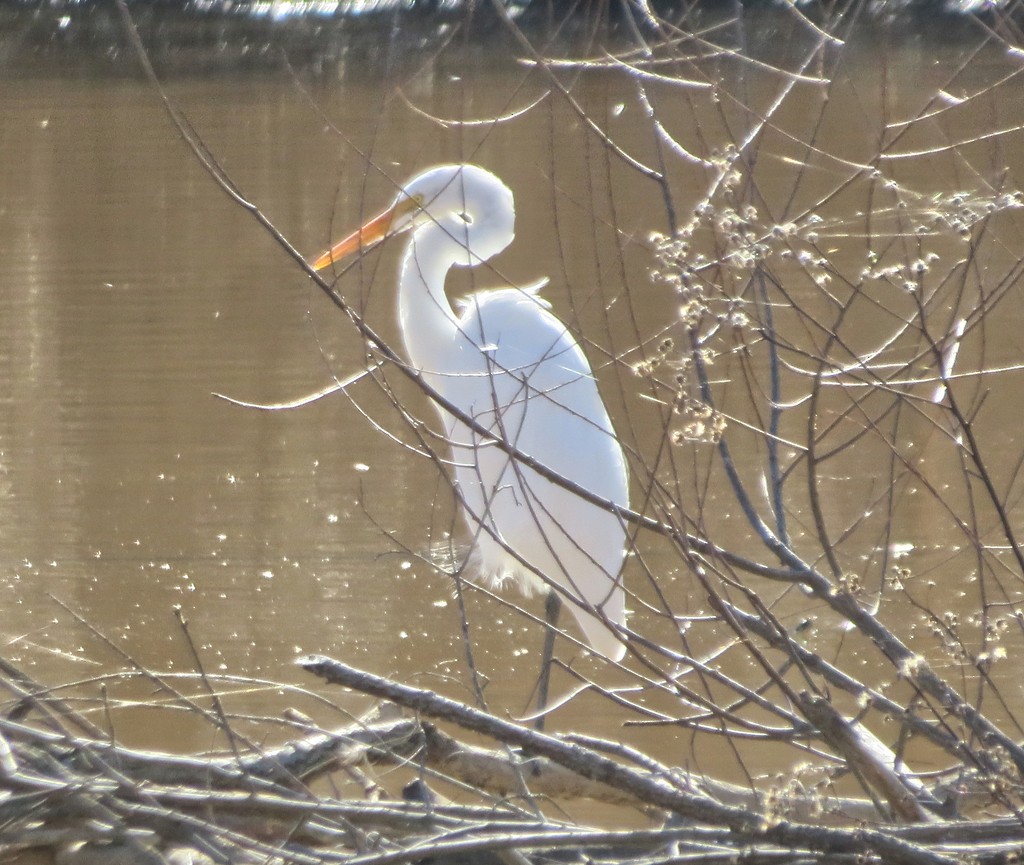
[0,649,1021,865]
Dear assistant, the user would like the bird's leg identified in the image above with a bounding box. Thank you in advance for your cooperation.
[534,590,562,731]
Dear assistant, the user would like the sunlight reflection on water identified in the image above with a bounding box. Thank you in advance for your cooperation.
[0,25,1022,768]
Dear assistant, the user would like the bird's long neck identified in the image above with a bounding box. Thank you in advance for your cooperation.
[397,227,464,385]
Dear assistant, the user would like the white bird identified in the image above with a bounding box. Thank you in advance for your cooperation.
[312,164,629,698]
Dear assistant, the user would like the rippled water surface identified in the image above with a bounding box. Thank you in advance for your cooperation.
[2,15,1023,762]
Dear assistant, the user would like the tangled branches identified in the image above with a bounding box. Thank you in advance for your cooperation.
[7,3,1024,865]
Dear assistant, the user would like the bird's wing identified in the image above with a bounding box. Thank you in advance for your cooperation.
[451,286,629,658]
[453,288,624,499]
[454,279,551,316]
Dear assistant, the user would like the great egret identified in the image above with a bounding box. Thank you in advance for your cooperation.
[313,164,629,698]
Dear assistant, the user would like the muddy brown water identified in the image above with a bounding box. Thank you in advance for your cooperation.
[2,19,1024,782]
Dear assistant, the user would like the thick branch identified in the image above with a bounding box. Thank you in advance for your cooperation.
[301,655,958,865]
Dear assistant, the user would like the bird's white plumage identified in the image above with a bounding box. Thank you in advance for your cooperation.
[388,165,629,661]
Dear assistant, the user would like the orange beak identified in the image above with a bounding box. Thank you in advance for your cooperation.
[311,196,420,272]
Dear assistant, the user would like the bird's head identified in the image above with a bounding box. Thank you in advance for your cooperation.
[312,164,515,272]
